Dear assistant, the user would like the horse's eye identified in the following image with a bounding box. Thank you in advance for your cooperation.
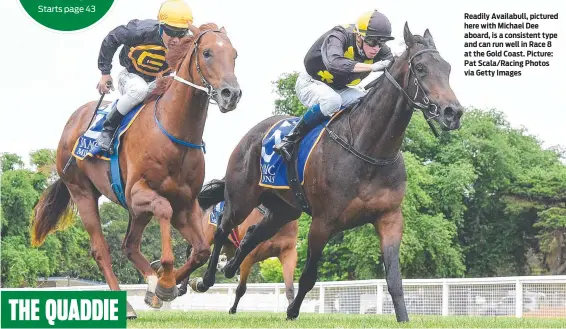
[415,64,425,72]
[203,49,212,58]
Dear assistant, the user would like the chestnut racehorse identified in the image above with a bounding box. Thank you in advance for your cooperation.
[30,23,241,319]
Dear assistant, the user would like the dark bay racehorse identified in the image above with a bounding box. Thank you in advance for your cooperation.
[191,23,463,322]
[30,23,241,318]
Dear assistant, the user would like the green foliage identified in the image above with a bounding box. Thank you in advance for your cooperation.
[259,257,284,282]
[271,72,566,280]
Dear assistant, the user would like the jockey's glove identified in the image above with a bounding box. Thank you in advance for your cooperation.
[371,60,392,72]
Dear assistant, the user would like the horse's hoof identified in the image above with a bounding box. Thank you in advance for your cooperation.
[126,302,137,320]
[155,283,178,302]
[189,277,207,293]
[150,260,164,277]
[228,308,237,314]
[286,306,299,320]
[144,291,163,309]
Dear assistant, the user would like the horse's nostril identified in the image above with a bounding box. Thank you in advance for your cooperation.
[444,106,456,119]
[221,88,232,99]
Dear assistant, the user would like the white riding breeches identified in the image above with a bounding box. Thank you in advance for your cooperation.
[295,71,367,117]
[116,69,157,115]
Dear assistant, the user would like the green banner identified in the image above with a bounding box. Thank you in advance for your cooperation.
[1,290,127,328]
[19,0,115,32]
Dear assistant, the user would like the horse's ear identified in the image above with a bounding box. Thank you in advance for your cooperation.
[403,21,415,48]
[187,23,200,36]
[220,26,227,35]
[423,28,436,48]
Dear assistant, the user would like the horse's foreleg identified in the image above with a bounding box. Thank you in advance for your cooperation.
[177,244,193,296]
[223,207,294,279]
[228,254,254,314]
[198,219,232,292]
[279,247,298,305]
[374,209,408,322]
[287,217,331,320]
[130,181,177,302]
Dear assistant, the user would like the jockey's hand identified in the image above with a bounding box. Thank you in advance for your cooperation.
[371,60,392,72]
[97,75,114,94]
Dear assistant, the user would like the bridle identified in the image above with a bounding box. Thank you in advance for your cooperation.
[171,29,225,102]
[324,47,444,166]
[153,28,226,152]
[383,47,442,137]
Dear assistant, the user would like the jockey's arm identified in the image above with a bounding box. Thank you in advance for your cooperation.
[321,31,358,75]
[97,19,144,76]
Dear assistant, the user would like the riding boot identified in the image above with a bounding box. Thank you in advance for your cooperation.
[273,104,326,161]
[96,102,124,153]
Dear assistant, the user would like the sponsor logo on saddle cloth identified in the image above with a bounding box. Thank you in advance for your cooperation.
[208,201,241,247]
[71,100,146,161]
[259,115,334,189]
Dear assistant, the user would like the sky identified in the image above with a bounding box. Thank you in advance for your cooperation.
[1,0,565,183]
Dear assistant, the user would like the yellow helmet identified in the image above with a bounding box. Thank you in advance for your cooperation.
[355,10,394,40]
[158,0,193,29]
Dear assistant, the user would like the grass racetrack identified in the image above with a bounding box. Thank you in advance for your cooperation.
[128,311,566,328]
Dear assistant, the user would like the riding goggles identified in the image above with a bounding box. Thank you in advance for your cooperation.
[162,25,189,38]
[363,37,385,48]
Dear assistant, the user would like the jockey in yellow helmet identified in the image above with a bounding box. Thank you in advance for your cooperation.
[274,10,395,161]
[95,0,193,153]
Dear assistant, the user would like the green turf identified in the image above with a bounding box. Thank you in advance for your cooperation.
[127,311,566,328]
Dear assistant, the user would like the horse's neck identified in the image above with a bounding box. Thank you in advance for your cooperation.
[158,63,209,144]
[348,61,412,159]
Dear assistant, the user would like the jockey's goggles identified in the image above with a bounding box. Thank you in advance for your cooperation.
[363,37,385,48]
[162,25,189,38]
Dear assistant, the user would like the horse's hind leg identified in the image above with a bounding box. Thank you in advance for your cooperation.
[121,213,162,308]
[374,209,409,322]
[130,180,177,302]
[286,216,332,320]
[228,253,255,314]
[223,196,301,280]
[64,178,137,319]
[279,247,297,305]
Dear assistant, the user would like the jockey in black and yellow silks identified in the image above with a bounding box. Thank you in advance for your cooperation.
[274,10,396,161]
[95,0,194,152]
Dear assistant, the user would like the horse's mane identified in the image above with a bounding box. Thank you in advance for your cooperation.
[355,34,433,109]
[145,23,220,103]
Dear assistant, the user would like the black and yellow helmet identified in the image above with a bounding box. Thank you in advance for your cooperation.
[355,10,394,41]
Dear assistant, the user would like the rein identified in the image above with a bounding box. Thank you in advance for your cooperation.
[153,29,224,152]
[324,47,442,166]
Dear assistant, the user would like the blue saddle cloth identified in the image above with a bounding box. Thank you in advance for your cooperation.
[208,201,225,226]
[259,116,332,189]
[71,100,146,208]
[71,100,144,161]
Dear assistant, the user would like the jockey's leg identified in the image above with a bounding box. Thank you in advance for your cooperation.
[96,70,149,152]
[273,72,340,161]
[337,86,367,109]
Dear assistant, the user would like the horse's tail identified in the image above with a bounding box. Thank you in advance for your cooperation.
[197,178,226,210]
[30,178,76,247]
